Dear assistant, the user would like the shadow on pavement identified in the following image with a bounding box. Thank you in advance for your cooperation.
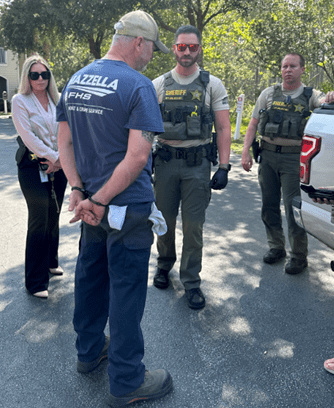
[1,117,334,407]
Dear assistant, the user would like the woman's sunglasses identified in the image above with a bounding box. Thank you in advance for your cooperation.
[29,71,51,81]
[175,43,200,52]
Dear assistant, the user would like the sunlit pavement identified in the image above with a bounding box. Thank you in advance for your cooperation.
[1,116,334,408]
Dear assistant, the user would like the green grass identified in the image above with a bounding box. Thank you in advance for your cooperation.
[230,121,247,155]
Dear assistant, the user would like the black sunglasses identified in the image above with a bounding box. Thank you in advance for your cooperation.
[175,43,200,52]
[29,71,51,81]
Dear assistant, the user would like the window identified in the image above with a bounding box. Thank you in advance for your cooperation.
[0,48,7,64]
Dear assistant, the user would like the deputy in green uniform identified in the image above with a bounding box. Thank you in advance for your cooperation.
[152,25,231,310]
[242,53,331,274]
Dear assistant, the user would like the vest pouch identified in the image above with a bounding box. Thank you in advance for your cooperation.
[289,116,303,140]
[264,122,279,137]
[162,121,187,140]
[186,147,203,167]
[298,117,308,139]
[258,110,268,136]
[201,123,212,139]
[281,119,290,137]
[186,115,202,138]
[288,118,298,139]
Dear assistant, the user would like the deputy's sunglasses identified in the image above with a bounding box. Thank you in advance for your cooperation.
[175,43,200,52]
[29,71,51,81]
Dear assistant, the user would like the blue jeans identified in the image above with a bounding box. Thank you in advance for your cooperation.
[73,202,153,396]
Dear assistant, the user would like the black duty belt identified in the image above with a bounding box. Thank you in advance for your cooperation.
[260,140,301,154]
[166,145,208,159]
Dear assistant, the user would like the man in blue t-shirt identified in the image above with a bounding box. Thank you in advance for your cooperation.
[57,10,172,406]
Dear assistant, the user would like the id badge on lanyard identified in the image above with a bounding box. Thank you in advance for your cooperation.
[39,166,48,183]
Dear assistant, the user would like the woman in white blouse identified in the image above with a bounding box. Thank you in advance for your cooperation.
[12,55,67,299]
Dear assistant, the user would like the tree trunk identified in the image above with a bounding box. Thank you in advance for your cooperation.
[88,37,101,59]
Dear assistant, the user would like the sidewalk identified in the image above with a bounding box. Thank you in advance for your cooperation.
[1,116,334,408]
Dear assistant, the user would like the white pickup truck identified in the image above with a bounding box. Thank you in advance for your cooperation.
[292,103,334,267]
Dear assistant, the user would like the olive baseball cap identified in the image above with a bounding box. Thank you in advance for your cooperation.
[114,10,169,54]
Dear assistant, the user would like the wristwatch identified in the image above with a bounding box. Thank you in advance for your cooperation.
[219,163,232,172]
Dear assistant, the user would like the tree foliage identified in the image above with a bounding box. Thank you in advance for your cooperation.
[48,0,127,59]
[0,0,55,56]
[239,0,334,87]
[201,11,272,118]
[1,0,334,102]
[0,0,132,59]
[139,0,250,33]
[49,36,93,91]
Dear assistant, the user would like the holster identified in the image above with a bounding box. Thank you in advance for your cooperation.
[15,136,28,165]
[205,132,218,165]
[156,145,172,162]
[251,138,261,163]
[15,135,48,169]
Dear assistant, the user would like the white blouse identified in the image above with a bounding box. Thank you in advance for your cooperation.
[12,92,59,163]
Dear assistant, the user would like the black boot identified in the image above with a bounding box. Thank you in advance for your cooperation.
[185,288,205,310]
[285,258,308,275]
[263,249,286,264]
[153,268,169,289]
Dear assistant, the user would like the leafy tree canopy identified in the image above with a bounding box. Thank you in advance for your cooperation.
[1,0,334,104]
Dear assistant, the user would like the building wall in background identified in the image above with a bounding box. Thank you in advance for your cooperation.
[0,49,24,109]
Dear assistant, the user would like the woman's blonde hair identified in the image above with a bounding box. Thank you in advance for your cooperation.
[19,55,59,105]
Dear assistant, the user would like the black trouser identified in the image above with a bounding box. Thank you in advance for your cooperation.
[18,162,67,293]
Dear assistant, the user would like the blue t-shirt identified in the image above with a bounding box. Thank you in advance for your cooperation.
[56,59,164,206]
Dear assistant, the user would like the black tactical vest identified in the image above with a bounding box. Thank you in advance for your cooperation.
[258,85,313,140]
[158,71,214,141]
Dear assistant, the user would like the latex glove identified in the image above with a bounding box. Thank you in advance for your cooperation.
[209,168,228,190]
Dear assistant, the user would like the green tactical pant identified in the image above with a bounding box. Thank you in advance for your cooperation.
[258,149,308,260]
[153,155,211,289]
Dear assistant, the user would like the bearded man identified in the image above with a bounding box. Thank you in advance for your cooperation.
[152,25,231,309]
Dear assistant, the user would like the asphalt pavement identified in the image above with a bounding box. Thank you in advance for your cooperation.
[1,115,334,408]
